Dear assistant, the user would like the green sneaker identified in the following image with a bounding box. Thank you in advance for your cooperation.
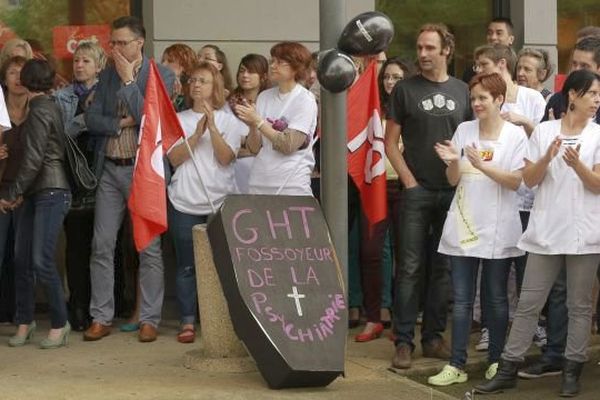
[485,362,499,380]
[428,364,468,386]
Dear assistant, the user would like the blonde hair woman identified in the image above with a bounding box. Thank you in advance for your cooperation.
[0,38,33,66]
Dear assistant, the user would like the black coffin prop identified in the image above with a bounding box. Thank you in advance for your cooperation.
[207,195,347,389]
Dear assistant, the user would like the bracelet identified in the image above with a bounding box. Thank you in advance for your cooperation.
[256,120,265,130]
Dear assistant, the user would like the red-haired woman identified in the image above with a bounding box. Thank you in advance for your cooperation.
[235,41,317,196]
[228,53,269,194]
[428,73,527,386]
[162,43,197,111]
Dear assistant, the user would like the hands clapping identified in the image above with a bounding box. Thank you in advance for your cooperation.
[464,143,484,169]
[563,143,581,168]
[434,140,459,164]
[543,137,562,163]
[234,99,261,127]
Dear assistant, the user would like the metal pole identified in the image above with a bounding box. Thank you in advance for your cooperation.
[319,0,348,288]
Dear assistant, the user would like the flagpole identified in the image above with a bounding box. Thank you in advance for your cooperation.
[182,137,217,214]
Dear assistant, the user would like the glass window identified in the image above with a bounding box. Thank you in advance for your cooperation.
[376,0,493,78]
[557,0,600,73]
[0,0,131,86]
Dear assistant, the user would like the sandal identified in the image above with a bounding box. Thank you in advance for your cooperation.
[177,328,195,344]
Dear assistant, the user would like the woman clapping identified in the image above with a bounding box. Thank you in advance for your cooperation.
[428,73,527,386]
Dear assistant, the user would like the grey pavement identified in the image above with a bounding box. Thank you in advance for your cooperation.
[1,318,600,400]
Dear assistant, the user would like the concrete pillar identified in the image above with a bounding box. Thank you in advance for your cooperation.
[511,0,558,90]
[183,224,255,372]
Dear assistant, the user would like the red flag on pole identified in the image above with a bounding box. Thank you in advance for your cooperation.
[128,60,184,251]
[347,61,387,225]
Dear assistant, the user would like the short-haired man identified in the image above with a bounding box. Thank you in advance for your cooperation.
[385,23,472,369]
[517,35,600,380]
[486,17,515,46]
[83,16,175,343]
[463,17,515,83]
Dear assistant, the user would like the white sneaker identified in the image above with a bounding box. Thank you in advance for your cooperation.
[475,328,489,351]
[485,362,498,380]
[427,364,468,386]
[533,325,547,347]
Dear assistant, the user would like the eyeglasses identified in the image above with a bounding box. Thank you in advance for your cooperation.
[269,58,290,67]
[187,77,213,85]
[200,56,219,63]
[472,61,492,72]
[109,38,138,47]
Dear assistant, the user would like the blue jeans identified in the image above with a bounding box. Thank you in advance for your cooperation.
[15,189,71,328]
[0,207,22,279]
[450,256,511,369]
[168,201,207,325]
[393,186,453,348]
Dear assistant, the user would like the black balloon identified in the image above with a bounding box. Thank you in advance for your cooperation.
[317,49,356,93]
[338,11,394,56]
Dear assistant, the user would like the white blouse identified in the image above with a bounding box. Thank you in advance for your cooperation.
[518,119,600,255]
[438,120,527,259]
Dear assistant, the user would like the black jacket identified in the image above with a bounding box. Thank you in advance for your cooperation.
[7,94,70,201]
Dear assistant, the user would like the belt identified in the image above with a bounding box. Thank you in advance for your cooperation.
[105,157,136,166]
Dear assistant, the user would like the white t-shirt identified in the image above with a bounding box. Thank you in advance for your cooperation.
[438,120,527,259]
[0,89,10,130]
[518,119,600,254]
[234,156,254,194]
[168,108,248,215]
[248,84,317,196]
[503,85,546,212]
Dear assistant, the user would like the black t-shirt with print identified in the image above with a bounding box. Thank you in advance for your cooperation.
[389,74,471,190]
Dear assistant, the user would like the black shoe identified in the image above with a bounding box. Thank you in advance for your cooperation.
[518,358,563,379]
[68,307,91,332]
[559,360,583,397]
[474,359,518,394]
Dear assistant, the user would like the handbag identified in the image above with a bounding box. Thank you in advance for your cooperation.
[63,131,98,192]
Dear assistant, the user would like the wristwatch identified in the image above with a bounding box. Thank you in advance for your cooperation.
[124,79,135,86]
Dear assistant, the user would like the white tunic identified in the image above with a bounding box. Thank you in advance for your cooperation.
[502,85,547,212]
[518,119,600,255]
[438,120,527,259]
[168,108,248,215]
[248,84,317,196]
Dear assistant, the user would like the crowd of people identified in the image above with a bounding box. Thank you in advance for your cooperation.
[0,15,321,347]
[378,18,600,398]
[0,12,600,398]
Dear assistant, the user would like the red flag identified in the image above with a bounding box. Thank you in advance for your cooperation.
[347,61,387,225]
[128,60,184,251]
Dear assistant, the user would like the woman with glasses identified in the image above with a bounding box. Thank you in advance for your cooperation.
[227,53,270,194]
[197,44,233,94]
[167,62,248,343]
[349,57,416,341]
[235,41,317,196]
[379,57,414,118]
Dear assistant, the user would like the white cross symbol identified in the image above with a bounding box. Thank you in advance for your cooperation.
[287,286,306,317]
